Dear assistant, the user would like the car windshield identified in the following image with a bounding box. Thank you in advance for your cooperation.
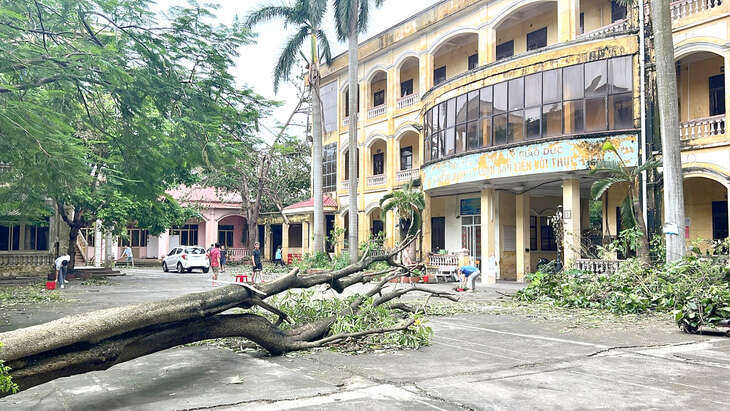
[185,247,206,254]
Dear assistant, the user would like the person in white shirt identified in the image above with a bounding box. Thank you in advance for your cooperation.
[122,246,134,267]
[54,255,71,288]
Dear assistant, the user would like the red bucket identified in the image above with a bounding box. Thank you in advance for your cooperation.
[45,281,56,290]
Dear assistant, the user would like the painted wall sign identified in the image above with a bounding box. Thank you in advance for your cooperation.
[423,134,638,191]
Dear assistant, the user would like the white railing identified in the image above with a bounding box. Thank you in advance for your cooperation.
[575,259,623,276]
[679,115,726,141]
[671,0,722,20]
[396,168,420,183]
[397,93,419,109]
[0,252,55,267]
[76,233,88,263]
[228,248,251,261]
[367,174,386,186]
[577,19,630,40]
[368,105,386,119]
[342,179,357,191]
[428,254,459,268]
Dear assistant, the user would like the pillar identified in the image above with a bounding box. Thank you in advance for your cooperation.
[562,177,582,266]
[423,192,432,258]
[419,53,433,95]
[94,220,102,267]
[282,222,290,262]
[205,214,218,249]
[479,26,496,65]
[515,194,531,282]
[157,229,170,261]
[557,0,579,42]
[387,68,397,112]
[724,54,730,138]
[264,224,271,261]
[302,220,311,254]
[481,187,499,284]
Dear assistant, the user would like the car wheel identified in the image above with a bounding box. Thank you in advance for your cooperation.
[187,268,192,273]
[203,268,209,273]
[163,262,169,272]
[177,263,184,273]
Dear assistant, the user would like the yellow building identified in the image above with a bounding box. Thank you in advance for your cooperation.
[284,0,730,283]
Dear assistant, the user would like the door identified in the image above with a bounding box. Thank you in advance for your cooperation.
[326,215,336,252]
[461,215,481,262]
[270,224,282,261]
[712,201,728,240]
[431,217,445,252]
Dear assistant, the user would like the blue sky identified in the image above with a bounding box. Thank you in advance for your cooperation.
[155,0,441,131]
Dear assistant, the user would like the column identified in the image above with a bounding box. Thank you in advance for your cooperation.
[515,194,531,282]
[481,187,499,284]
[205,213,218,249]
[264,224,271,261]
[419,53,433,95]
[479,26,496,65]
[562,177,582,266]
[157,229,170,261]
[557,0,579,42]
[282,222,289,262]
[302,220,311,254]
[387,138,396,187]
[422,192,432,258]
[724,54,730,138]
[94,220,102,267]
[387,68,397,114]
[335,213,345,254]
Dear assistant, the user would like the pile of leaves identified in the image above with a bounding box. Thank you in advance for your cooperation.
[516,257,730,332]
[0,285,67,308]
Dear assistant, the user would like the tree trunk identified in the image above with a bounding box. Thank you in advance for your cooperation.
[347,0,360,262]
[311,35,325,254]
[631,189,651,264]
[651,0,686,262]
[67,226,80,271]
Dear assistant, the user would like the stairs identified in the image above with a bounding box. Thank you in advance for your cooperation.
[74,243,87,266]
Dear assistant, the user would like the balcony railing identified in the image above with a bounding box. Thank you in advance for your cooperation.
[0,252,54,267]
[367,174,386,186]
[397,93,419,109]
[577,19,630,40]
[671,0,722,20]
[575,259,624,276]
[679,115,726,141]
[396,168,420,183]
[367,104,386,119]
[341,179,357,191]
[228,248,251,262]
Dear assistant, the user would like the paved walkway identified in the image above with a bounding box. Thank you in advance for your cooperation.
[1,268,729,410]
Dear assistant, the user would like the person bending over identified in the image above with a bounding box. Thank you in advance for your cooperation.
[457,265,481,292]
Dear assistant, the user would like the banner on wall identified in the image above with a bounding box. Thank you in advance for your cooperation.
[320,81,338,134]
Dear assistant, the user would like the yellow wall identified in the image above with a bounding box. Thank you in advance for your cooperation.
[678,54,723,122]
[684,177,727,245]
[580,0,614,34]
[495,7,558,56]
[433,35,478,84]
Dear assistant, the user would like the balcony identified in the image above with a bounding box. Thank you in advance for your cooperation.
[396,168,420,183]
[367,174,386,187]
[577,19,631,40]
[341,179,357,191]
[397,93,419,109]
[679,115,726,142]
[368,104,386,119]
[671,0,722,20]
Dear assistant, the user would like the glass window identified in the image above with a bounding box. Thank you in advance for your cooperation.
[525,107,541,140]
[438,101,447,129]
[372,153,384,175]
[525,73,542,107]
[467,90,480,121]
[444,128,456,156]
[493,114,508,145]
[480,86,492,118]
[455,123,466,153]
[373,90,385,106]
[611,0,627,22]
[508,77,524,110]
[563,65,584,100]
[526,27,547,51]
[609,93,634,129]
[542,103,563,137]
[434,66,447,86]
[609,56,632,94]
[432,106,439,132]
[496,40,514,61]
[584,60,607,97]
[481,117,492,147]
[400,79,413,97]
[467,121,481,150]
[585,97,607,131]
[323,143,337,192]
[530,216,538,251]
[456,94,468,124]
[424,131,431,162]
[493,82,507,114]
[468,53,478,70]
[446,98,456,129]
[543,69,562,104]
[563,100,584,134]
[709,74,725,116]
[508,110,524,143]
[400,146,413,170]
[540,217,557,251]
[432,131,441,160]
[289,224,303,248]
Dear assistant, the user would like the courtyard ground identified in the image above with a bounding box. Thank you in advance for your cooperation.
[1,266,729,410]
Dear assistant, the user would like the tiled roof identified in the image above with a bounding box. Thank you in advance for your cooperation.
[283,196,338,211]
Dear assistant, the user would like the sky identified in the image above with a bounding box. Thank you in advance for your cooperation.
[155,0,442,133]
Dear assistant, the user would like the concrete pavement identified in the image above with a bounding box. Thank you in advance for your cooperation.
[1,268,729,410]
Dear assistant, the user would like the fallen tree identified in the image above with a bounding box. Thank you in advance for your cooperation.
[0,234,456,396]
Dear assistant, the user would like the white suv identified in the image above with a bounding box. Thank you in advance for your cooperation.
[163,246,210,273]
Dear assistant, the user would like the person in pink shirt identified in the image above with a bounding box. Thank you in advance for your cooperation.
[209,243,221,284]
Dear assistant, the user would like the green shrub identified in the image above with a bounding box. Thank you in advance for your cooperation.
[0,343,19,394]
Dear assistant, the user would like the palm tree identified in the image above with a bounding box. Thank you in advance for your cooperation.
[590,141,658,264]
[333,0,385,262]
[380,179,425,262]
[246,0,332,254]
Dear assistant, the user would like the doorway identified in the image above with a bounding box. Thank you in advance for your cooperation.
[326,215,336,252]
[270,224,282,260]
[431,217,445,252]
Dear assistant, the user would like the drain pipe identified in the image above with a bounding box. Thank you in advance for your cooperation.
[639,0,649,229]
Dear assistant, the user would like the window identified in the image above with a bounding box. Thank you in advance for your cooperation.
[525,73,542,140]
[539,217,557,251]
[434,66,447,86]
[710,74,725,116]
[372,152,384,175]
[526,27,547,51]
[344,89,360,117]
[120,228,148,247]
[400,146,413,170]
[371,220,384,236]
[288,224,303,248]
[218,225,234,247]
[1,221,49,251]
[323,143,337,193]
[468,53,478,70]
[496,40,514,61]
[611,0,627,22]
[401,79,413,97]
[373,90,385,107]
[530,216,538,250]
[580,13,584,35]
[171,224,198,246]
[713,201,728,240]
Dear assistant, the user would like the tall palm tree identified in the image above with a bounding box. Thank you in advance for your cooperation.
[590,141,658,264]
[380,179,425,262]
[333,0,384,262]
[246,0,332,254]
